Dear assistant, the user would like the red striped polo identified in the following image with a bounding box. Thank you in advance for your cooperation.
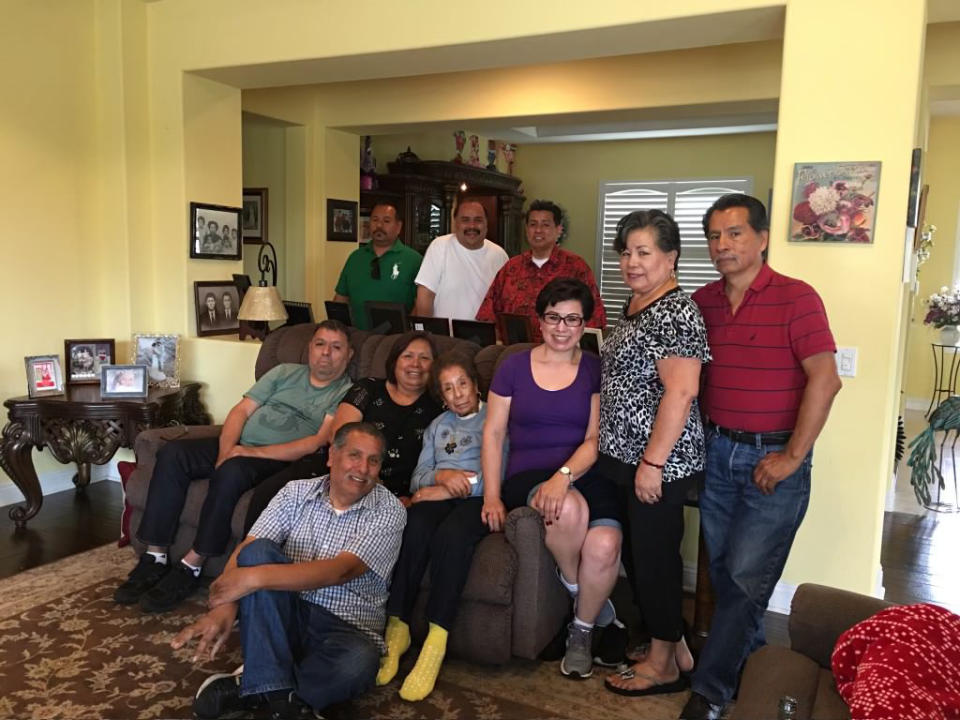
[692,263,836,433]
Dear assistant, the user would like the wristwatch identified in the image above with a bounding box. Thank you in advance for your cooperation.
[559,466,574,485]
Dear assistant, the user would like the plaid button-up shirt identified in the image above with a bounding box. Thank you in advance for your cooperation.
[249,476,406,650]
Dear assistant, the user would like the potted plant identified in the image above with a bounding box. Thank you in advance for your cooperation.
[924,285,960,345]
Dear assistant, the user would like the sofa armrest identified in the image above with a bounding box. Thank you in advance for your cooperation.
[789,583,893,669]
[504,506,569,659]
[730,645,822,720]
[133,425,222,480]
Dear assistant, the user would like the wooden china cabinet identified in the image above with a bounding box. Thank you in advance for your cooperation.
[360,155,525,256]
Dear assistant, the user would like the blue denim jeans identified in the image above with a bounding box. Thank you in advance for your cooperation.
[692,430,812,706]
[236,539,380,711]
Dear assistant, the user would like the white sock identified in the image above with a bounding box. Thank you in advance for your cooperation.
[558,571,579,596]
[181,560,202,577]
[573,616,594,630]
[145,551,168,565]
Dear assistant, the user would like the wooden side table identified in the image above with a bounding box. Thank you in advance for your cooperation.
[0,382,209,528]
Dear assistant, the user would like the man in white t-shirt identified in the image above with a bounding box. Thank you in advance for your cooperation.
[413,198,508,320]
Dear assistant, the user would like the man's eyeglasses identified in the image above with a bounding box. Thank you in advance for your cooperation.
[541,312,584,327]
[370,257,381,280]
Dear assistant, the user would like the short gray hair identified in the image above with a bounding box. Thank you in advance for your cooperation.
[332,421,385,459]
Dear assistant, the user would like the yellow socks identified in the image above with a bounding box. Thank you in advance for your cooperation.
[376,616,411,686]
[399,623,448,702]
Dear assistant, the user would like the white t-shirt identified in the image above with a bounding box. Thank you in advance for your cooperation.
[415,233,509,320]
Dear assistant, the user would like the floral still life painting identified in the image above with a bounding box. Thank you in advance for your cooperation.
[789,161,881,243]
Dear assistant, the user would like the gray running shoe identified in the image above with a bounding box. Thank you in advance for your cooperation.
[559,622,593,679]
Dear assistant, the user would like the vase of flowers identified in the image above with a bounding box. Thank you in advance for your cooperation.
[924,286,960,344]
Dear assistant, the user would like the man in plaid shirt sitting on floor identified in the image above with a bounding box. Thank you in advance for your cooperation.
[172,422,406,720]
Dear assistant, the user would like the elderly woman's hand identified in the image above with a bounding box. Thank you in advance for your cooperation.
[434,469,474,498]
[634,463,663,504]
[532,474,569,522]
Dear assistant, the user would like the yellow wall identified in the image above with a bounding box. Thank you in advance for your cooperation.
[904,116,960,401]
[0,0,940,601]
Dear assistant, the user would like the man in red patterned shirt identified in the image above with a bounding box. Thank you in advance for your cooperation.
[476,200,605,341]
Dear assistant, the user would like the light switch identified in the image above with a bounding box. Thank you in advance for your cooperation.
[836,347,857,377]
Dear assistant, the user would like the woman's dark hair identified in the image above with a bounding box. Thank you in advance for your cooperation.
[534,277,594,323]
[701,193,769,236]
[430,351,479,404]
[385,331,438,385]
[613,209,681,271]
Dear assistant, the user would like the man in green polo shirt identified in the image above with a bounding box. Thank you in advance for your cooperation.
[333,202,422,329]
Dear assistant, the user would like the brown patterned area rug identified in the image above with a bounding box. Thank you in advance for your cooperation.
[0,545,687,719]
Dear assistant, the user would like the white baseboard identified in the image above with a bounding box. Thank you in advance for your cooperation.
[905,396,929,412]
[0,461,122,507]
[682,562,795,616]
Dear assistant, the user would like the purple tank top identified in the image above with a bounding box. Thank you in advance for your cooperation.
[490,349,600,479]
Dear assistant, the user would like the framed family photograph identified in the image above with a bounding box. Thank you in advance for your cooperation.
[327,198,358,242]
[788,161,881,244]
[195,280,242,337]
[359,213,371,245]
[242,188,267,244]
[24,355,64,398]
[190,202,243,260]
[100,364,149,399]
[131,333,181,388]
[64,338,116,385]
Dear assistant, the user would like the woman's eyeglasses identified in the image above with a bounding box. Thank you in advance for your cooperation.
[541,312,584,327]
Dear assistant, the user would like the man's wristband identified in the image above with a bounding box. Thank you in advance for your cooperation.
[640,456,665,470]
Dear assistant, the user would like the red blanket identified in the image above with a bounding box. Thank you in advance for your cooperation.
[832,603,960,720]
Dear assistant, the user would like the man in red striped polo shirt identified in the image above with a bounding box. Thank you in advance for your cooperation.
[680,194,842,720]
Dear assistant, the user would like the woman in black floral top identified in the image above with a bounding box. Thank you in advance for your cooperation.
[600,210,711,697]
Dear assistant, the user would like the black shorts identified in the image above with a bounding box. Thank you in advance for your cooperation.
[502,467,623,529]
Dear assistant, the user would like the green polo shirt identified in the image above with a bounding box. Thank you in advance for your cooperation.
[334,240,422,329]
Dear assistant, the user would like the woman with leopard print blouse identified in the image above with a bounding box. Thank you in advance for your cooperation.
[600,210,711,698]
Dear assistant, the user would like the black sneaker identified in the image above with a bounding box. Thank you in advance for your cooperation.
[113,554,170,605]
[678,691,723,720]
[593,618,628,667]
[138,561,201,612]
[193,672,244,719]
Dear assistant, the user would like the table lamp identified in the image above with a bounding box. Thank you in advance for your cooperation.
[238,242,287,341]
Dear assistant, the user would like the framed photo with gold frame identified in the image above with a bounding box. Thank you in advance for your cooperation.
[24,355,64,398]
[131,333,181,388]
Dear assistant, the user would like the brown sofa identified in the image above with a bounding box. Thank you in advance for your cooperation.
[730,583,893,720]
[126,324,567,665]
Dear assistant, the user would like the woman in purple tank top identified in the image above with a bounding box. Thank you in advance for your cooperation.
[482,278,622,681]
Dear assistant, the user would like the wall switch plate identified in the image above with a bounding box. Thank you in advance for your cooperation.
[837,347,857,377]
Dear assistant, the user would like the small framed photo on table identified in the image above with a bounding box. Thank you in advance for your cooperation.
[100,364,149,399]
[131,333,181,388]
[327,199,358,242]
[24,355,64,398]
[64,338,115,385]
[190,202,243,260]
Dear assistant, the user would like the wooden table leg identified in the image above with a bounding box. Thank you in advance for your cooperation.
[0,421,42,529]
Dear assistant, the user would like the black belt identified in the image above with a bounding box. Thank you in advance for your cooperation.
[708,422,792,447]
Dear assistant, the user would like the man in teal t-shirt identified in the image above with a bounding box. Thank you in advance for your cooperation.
[115,320,354,613]
[333,202,422,329]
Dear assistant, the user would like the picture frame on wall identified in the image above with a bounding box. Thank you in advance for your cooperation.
[64,338,116,385]
[194,280,242,337]
[359,213,371,245]
[190,202,243,260]
[788,161,881,244]
[906,148,922,228]
[242,188,267,244]
[100,364,149,399]
[24,355,64,398]
[327,199,358,242]
[131,333,181,388]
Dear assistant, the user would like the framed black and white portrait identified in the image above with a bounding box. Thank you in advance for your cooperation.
[190,202,243,260]
[64,338,115,385]
[131,333,180,388]
[195,280,242,337]
[242,188,267,244]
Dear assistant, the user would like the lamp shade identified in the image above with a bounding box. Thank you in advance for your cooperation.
[237,286,288,322]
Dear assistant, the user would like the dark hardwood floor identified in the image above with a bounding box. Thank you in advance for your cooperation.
[881,510,960,613]
[0,479,125,580]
